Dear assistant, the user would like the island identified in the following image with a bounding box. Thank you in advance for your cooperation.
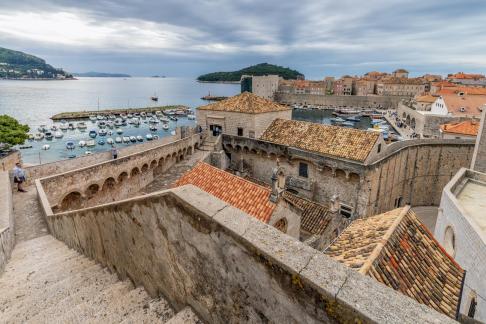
[73,72,131,78]
[197,63,304,82]
[0,47,72,80]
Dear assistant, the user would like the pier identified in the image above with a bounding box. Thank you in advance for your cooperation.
[51,105,189,121]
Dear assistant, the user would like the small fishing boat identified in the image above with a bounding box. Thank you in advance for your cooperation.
[106,138,114,145]
[145,134,153,140]
[106,121,114,129]
[59,122,68,130]
[34,133,44,140]
[140,112,147,118]
[68,154,76,159]
[54,131,63,138]
[96,115,104,120]
[19,145,33,149]
[89,130,97,138]
[85,151,93,155]
[341,121,355,128]
[116,128,123,135]
[122,136,130,143]
[50,125,58,131]
[168,116,177,121]
[28,134,34,140]
[68,123,75,130]
[86,140,96,147]
[153,135,159,140]
[44,131,54,140]
[114,119,123,127]
[148,117,159,124]
[77,122,87,130]
[38,125,48,133]
[129,136,137,143]
[98,129,107,136]
[89,115,97,122]
[159,116,170,123]
[187,114,195,120]
[330,117,345,124]
[79,140,87,147]
[108,114,116,120]
[66,140,75,150]
[346,115,361,122]
[136,135,143,142]
[98,139,105,145]
[127,113,133,118]
[162,123,169,130]
[42,144,50,150]
[149,126,157,131]
[98,121,107,129]
[115,137,122,143]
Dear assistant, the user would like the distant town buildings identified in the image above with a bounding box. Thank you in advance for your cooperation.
[447,72,486,87]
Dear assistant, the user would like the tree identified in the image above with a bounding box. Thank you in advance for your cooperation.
[0,115,29,147]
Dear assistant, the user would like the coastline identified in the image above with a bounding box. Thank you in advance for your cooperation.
[196,80,240,84]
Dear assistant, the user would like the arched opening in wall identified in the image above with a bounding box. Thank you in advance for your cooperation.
[250,148,258,155]
[321,166,333,176]
[187,146,192,155]
[235,145,242,152]
[85,183,100,198]
[141,164,149,172]
[411,118,416,129]
[130,167,140,177]
[402,112,407,119]
[348,173,360,183]
[150,160,157,169]
[117,172,128,183]
[179,154,184,161]
[335,169,346,179]
[243,146,250,154]
[102,177,116,191]
[274,218,288,233]
[444,226,455,256]
[225,144,233,151]
[60,191,83,211]
[194,142,199,150]
[116,172,128,183]
[269,153,277,160]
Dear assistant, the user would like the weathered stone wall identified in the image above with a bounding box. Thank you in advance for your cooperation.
[0,150,20,172]
[40,134,201,211]
[276,93,407,109]
[23,129,184,184]
[0,172,14,274]
[472,109,486,172]
[40,185,454,323]
[365,139,475,216]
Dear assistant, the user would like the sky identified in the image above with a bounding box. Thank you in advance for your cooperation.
[1,0,486,79]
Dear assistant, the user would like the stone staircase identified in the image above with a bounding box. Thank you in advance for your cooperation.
[0,189,201,324]
[198,135,220,151]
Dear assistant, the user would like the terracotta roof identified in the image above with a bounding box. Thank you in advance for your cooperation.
[393,68,409,73]
[432,81,457,88]
[448,72,485,80]
[379,77,425,85]
[174,162,275,223]
[440,120,479,136]
[281,191,332,235]
[440,93,486,117]
[415,94,437,103]
[325,207,465,319]
[197,92,290,114]
[260,119,380,162]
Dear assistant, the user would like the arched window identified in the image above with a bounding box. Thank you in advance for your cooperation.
[467,291,477,318]
[444,226,455,256]
[274,218,288,233]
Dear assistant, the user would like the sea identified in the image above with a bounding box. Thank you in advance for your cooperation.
[0,77,378,165]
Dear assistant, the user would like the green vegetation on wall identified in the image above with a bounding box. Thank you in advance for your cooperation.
[197,63,304,82]
[0,115,30,146]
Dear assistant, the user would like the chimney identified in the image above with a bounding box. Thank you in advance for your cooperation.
[330,194,340,213]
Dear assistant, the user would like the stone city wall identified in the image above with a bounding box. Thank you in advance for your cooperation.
[0,172,14,274]
[40,133,201,212]
[39,184,454,324]
[275,93,407,109]
[23,128,187,185]
[1,150,20,172]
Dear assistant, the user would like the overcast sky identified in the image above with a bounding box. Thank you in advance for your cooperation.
[1,0,486,78]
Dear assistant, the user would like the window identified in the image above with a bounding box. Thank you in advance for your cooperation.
[299,162,308,178]
[377,143,382,153]
[340,204,353,218]
[248,131,255,139]
[468,295,477,318]
[237,127,243,136]
[444,226,455,256]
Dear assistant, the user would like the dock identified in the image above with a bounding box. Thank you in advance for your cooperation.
[51,105,189,121]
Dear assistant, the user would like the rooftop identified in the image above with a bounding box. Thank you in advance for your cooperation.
[380,77,425,85]
[454,171,486,237]
[174,162,276,223]
[197,92,291,114]
[260,119,380,162]
[448,72,486,80]
[440,120,480,136]
[415,94,438,103]
[440,93,486,117]
[324,207,465,319]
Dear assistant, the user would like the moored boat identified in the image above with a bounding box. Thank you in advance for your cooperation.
[98,129,107,136]
[86,140,96,147]
[98,139,105,145]
[122,136,130,143]
[162,123,169,130]
[79,140,87,147]
[89,130,97,138]
[115,137,122,143]
[116,128,123,135]
[129,136,137,143]
[136,135,143,142]
[146,134,153,140]
[44,132,54,140]
[106,138,114,145]
[77,122,87,130]
[66,140,75,150]
[42,144,50,150]
[34,133,44,140]
[54,131,63,138]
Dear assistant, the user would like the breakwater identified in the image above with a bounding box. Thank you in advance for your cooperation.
[51,105,189,121]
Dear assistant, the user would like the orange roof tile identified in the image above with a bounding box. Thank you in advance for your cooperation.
[415,94,438,103]
[448,72,485,80]
[174,162,276,223]
[197,92,290,114]
[440,120,480,136]
[441,93,486,117]
[260,119,380,162]
[325,207,465,319]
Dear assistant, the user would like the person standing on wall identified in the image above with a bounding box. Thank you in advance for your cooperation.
[111,145,118,159]
[13,162,27,192]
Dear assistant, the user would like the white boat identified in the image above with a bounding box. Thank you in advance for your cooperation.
[96,115,104,120]
[44,131,54,140]
[149,126,157,131]
[38,125,48,133]
[129,136,137,142]
[187,114,196,120]
[155,111,163,116]
[50,125,58,131]
[77,122,87,130]
[159,116,170,123]
[107,130,113,136]
[66,140,75,150]
[79,140,87,147]
[116,128,123,135]
[115,137,122,143]
[136,135,143,142]
[127,113,133,118]
[108,114,116,120]
[34,133,44,140]
[85,151,93,155]
[68,123,75,130]
[162,123,169,130]
[98,129,108,136]
[132,118,140,125]
[59,123,68,130]
[122,136,130,143]
[106,121,114,129]
[140,112,147,118]
[42,144,50,150]
[114,119,123,127]
[106,138,114,145]
[128,118,134,124]
[98,121,107,128]
[145,134,153,140]
[86,140,96,147]
[148,117,159,124]
[54,131,63,138]
[28,134,34,140]
[153,135,159,140]
[89,115,97,122]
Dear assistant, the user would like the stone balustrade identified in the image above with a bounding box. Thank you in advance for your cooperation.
[36,183,455,323]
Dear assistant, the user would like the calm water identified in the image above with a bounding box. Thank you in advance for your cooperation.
[0,77,240,164]
[292,108,373,129]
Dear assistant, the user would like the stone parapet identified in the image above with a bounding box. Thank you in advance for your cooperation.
[0,172,14,274]
[38,183,456,323]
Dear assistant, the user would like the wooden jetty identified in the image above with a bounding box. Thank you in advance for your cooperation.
[51,105,190,121]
